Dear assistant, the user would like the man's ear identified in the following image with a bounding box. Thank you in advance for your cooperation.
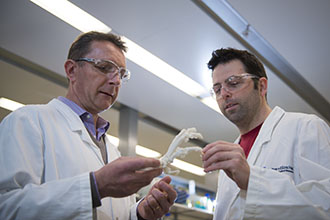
[64,59,78,82]
[259,77,268,97]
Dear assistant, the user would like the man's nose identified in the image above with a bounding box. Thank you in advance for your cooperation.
[107,73,121,85]
[220,87,231,99]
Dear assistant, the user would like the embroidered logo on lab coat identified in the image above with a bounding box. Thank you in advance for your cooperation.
[271,165,294,173]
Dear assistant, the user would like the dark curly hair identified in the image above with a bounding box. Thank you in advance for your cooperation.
[208,48,268,97]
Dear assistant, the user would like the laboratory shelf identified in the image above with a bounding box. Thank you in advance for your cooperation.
[164,203,213,220]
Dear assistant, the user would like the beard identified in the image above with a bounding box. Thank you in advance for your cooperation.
[221,90,261,127]
[223,103,247,123]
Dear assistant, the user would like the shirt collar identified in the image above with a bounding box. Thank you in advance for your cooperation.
[58,96,86,117]
[58,96,110,140]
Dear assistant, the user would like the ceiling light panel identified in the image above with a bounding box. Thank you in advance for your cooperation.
[172,159,206,176]
[30,0,221,115]
[30,0,111,33]
[0,97,25,111]
[123,37,208,98]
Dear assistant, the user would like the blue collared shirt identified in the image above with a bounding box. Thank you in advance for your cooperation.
[58,96,110,141]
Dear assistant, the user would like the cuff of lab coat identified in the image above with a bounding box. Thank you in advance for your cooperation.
[90,172,102,208]
[244,166,263,217]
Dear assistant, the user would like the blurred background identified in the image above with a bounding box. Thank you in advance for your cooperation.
[1,1,329,219]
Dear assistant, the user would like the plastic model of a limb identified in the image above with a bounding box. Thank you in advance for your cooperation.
[160,128,203,174]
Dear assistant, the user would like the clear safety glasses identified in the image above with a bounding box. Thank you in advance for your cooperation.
[211,73,260,98]
[75,57,130,82]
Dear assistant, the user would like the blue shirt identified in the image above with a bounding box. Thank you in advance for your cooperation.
[58,96,110,141]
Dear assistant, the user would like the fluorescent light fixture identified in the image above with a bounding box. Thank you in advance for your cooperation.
[122,37,208,98]
[0,97,25,111]
[31,1,221,114]
[201,97,222,114]
[172,159,206,176]
[30,0,111,33]
[107,135,161,158]
[136,145,161,158]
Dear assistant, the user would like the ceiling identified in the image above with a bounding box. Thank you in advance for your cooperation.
[1,0,329,192]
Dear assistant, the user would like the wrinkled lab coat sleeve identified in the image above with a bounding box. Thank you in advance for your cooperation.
[0,105,93,219]
[0,99,138,220]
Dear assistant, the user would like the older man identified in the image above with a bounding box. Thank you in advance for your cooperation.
[0,31,176,220]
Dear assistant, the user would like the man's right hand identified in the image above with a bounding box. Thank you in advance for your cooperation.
[94,157,162,198]
[202,140,250,190]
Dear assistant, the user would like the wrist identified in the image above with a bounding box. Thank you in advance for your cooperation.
[94,169,106,198]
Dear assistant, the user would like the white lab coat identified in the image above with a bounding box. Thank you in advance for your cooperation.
[0,99,138,220]
[213,106,330,220]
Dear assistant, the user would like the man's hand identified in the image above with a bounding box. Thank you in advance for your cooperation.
[137,176,177,220]
[94,157,162,198]
[202,140,250,190]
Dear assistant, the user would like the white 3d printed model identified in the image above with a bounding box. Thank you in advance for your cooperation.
[160,127,203,174]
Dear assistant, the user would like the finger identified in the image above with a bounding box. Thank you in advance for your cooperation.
[118,157,161,176]
[136,167,163,179]
[146,194,162,214]
[202,144,226,161]
[202,142,237,161]
[204,150,245,172]
[203,151,237,170]
[203,151,228,168]
[203,140,235,151]
[201,142,216,154]
[204,159,232,172]
[202,140,228,155]
[138,198,154,218]
[129,157,161,170]
[157,179,177,203]
[150,176,171,191]
[154,176,170,196]
[159,176,171,184]
[150,188,170,213]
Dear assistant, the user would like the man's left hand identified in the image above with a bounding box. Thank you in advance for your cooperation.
[137,176,177,220]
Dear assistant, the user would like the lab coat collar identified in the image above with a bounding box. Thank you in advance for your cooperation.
[49,99,100,144]
[247,106,285,165]
[223,107,286,208]
[49,99,87,132]
[48,99,105,165]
